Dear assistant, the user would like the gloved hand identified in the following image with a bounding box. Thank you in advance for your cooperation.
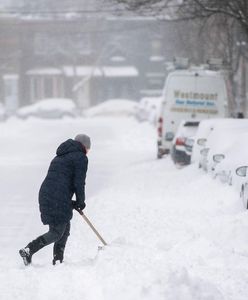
[72,201,86,211]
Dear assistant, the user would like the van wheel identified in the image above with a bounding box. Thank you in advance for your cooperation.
[157,152,163,159]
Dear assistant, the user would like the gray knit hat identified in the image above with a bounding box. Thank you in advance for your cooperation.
[74,134,91,149]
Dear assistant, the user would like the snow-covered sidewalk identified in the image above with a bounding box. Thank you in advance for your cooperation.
[1,116,248,300]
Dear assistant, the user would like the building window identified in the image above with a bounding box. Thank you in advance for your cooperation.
[30,75,64,102]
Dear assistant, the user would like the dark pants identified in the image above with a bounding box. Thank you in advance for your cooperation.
[26,222,70,260]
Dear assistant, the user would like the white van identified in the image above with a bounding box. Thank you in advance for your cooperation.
[157,68,228,158]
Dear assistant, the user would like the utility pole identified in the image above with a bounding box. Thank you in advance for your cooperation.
[237,41,247,117]
[241,54,247,115]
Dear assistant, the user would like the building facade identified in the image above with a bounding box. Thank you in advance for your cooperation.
[0,14,167,114]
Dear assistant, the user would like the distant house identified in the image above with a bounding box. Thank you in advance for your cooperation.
[72,65,139,107]
[25,64,139,110]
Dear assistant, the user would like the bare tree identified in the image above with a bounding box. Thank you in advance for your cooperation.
[113,0,248,37]
[179,1,248,34]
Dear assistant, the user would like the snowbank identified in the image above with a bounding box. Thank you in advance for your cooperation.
[0,116,248,300]
[84,99,137,118]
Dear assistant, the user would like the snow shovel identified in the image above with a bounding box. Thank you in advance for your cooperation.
[77,210,107,248]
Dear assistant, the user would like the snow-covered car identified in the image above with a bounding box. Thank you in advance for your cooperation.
[171,120,199,165]
[192,118,248,167]
[84,99,136,118]
[136,97,161,125]
[16,98,78,119]
[199,147,210,171]
[184,136,196,160]
[236,166,248,209]
[213,133,248,188]
[136,98,149,122]
[199,126,248,174]
[191,119,219,165]
[191,118,248,167]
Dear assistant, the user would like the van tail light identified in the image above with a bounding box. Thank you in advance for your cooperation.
[175,137,186,146]
[158,117,163,137]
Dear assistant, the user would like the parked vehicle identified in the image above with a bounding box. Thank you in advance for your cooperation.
[136,97,161,125]
[192,118,248,166]
[191,118,222,165]
[157,68,228,159]
[171,120,199,165]
[16,98,78,119]
[135,98,149,122]
[199,147,210,171]
[198,127,248,173]
[213,133,248,188]
[236,166,248,209]
[85,99,136,118]
[184,136,197,163]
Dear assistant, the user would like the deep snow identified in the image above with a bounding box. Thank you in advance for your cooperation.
[1,115,248,300]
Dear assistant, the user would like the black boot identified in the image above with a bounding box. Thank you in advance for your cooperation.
[19,248,32,266]
[19,236,47,266]
[52,244,65,265]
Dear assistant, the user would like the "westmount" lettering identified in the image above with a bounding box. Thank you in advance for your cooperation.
[174,90,218,101]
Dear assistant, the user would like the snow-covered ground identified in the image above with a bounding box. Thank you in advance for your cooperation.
[1,114,248,300]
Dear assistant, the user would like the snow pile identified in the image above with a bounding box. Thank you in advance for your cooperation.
[165,268,224,300]
[0,116,248,300]
[84,99,137,118]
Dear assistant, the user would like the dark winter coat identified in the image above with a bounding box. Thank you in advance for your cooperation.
[38,139,88,225]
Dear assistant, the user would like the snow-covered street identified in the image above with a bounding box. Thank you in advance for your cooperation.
[1,115,248,300]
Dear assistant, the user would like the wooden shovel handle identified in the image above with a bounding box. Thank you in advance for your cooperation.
[78,210,107,246]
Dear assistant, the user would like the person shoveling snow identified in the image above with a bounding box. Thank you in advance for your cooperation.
[19,134,91,266]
